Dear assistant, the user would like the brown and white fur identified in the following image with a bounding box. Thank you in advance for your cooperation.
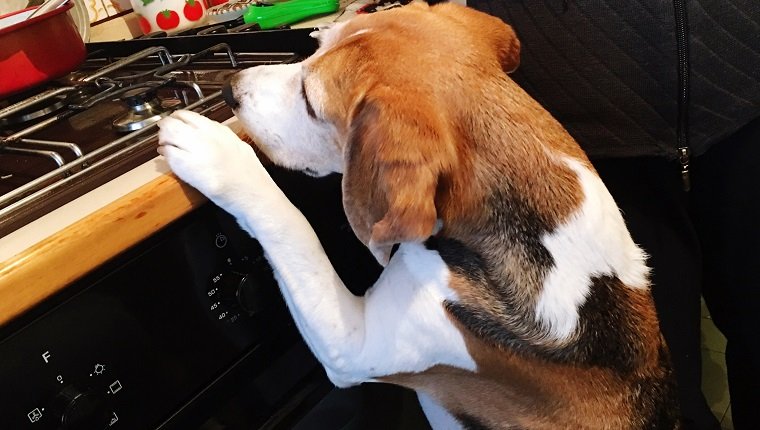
[157,3,679,428]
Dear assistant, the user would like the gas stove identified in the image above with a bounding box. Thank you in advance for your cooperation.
[0,28,317,237]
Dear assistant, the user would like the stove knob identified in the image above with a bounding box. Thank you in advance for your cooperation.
[228,272,264,316]
[54,385,109,430]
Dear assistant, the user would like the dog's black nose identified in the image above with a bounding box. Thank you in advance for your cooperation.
[221,80,239,110]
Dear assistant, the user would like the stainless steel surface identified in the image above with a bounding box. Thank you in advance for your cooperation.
[25,0,67,20]
[0,95,68,127]
[0,138,83,170]
[82,47,174,83]
[23,138,84,158]
[113,86,167,132]
[1,147,64,167]
[112,105,164,132]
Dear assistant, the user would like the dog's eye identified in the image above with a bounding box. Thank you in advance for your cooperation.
[301,79,318,120]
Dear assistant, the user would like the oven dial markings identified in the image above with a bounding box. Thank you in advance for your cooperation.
[90,363,106,376]
[109,411,119,426]
[108,380,123,395]
[27,407,44,423]
[215,233,228,248]
[207,265,266,323]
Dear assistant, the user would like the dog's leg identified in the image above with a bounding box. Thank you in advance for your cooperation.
[418,392,463,430]
[158,111,364,384]
[158,111,476,389]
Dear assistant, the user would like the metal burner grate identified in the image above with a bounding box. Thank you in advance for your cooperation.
[0,29,315,237]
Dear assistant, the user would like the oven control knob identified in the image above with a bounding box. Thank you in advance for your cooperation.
[54,385,109,429]
[228,272,264,316]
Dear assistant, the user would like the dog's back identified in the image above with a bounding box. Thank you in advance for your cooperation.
[342,4,681,428]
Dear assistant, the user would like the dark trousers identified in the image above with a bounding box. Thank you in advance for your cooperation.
[593,117,760,430]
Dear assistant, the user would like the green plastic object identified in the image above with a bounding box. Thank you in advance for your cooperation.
[243,0,340,30]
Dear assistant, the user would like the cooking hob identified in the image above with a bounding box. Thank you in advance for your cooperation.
[0,27,317,237]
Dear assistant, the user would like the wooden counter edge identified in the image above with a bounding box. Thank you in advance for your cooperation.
[0,173,206,327]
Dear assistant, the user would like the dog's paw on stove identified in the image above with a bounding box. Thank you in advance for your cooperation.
[157,109,267,203]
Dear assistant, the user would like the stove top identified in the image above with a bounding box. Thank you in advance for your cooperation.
[0,28,318,238]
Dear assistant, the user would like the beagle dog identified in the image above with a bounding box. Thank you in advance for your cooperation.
[157,3,679,429]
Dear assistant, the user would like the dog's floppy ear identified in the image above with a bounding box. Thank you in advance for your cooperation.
[432,3,521,73]
[490,18,521,73]
[342,89,455,265]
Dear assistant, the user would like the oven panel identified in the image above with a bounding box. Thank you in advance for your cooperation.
[0,205,299,430]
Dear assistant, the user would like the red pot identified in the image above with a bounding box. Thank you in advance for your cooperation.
[0,1,86,98]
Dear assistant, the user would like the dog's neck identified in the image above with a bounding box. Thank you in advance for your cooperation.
[437,77,583,244]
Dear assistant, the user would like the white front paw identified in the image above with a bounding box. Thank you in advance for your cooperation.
[157,110,265,204]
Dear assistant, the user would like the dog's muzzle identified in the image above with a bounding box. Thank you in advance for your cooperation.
[221,80,240,110]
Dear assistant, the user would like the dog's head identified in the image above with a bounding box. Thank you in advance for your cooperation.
[224,3,521,264]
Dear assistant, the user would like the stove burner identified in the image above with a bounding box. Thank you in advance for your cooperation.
[112,85,168,133]
[0,88,96,131]
[0,95,68,127]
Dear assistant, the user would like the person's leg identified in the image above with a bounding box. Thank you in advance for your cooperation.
[594,157,720,430]
[692,116,760,430]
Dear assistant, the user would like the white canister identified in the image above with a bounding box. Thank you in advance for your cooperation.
[129,0,208,35]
